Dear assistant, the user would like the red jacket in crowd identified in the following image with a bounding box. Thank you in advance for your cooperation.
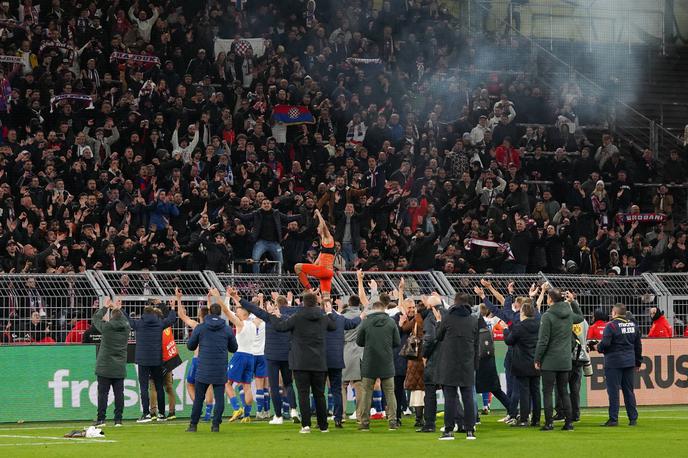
[495,145,521,170]
[587,320,607,340]
[647,315,673,338]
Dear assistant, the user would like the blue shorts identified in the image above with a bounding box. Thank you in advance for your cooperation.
[253,355,267,378]
[227,352,255,384]
[186,357,199,384]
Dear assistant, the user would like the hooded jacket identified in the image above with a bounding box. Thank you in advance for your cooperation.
[128,310,177,366]
[187,314,238,385]
[648,310,673,338]
[534,300,584,371]
[270,306,337,372]
[357,311,400,379]
[326,311,361,369]
[92,308,131,379]
[437,304,479,387]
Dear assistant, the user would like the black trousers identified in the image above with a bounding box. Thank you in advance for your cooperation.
[443,385,475,432]
[516,375,541,424]
[293,370,328,430]
[394,374,407,419]
[556,364,583,420]
[423,383,438,427]
[97,376,124,422]
[267,359,296,418]
[327,368,343,421]
[190,382,226,426]
[605,367,638,422]
[138,365,165,416]
[542,370,571,424]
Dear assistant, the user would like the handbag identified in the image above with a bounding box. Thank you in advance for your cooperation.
[400,321,422,360]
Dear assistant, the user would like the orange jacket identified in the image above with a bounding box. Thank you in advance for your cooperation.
[647,315,673,338]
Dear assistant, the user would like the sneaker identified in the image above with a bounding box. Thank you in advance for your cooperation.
[185,424,197,432]
[240,416,251,423]
[358,423,370,432]
[137,414,152,423]
[440,425,459,433]
[370,412,384,420]
[335,419,343,429]
[511,422,529,428]
[156,413,167,422]
[505,417,517,425]
[562,423,574,431]
[114,421,123,427]
[475,417,481,425]
[482,407,490,415]
[403,408,412,416]
[439,432,455,441]
[299,426,311,434]
[92,420,106,428]
[552,413,566,422]
[529,421,541,428]
[466,431,476,440]
[349,411,357,420]
[540,424,554,431]
[210,425,220,433]
[269,415,284,425]
[320,428,329,433]
[629,419,638,426]
[389,421,399,430]
[228,408,244,423]
[601,419,618,427]
[416,426,436,433]
[291,409,301,424]
[167,413,177,421]
[498,415,512,423]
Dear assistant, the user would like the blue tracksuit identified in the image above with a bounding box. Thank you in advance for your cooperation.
[596,316,643,422]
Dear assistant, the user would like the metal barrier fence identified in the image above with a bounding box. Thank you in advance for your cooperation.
[1,270,686,344]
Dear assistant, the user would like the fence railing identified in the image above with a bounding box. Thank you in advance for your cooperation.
[2,270,688,344]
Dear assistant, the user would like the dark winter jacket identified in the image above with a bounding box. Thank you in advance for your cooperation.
[504,317,540,377]
[597,316,643,369]
[128,310,177,366]
[437,304,479,387]
[421,307,446,384]
[357,311,400,379]
[326,312,361,369]
[270,306,337,372]
[92,307,131,379]
[534,301,584,371]
[186,314,238,384]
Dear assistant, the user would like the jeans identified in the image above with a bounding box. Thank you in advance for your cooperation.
[96,376,124,422]
[423,383,438,428]
[293,370,328,430]
[252,240,283,273]
[190,382,225,426]
[341,242,357,269]
[267,359,295,418]
[138,365,165,416]
[605,367,638,422]
[394,374,407,420]
[359,377,396,426]
[327,368,343,421]
[542,370,571,424]
[516,375,541,424]
[443,386,475,432]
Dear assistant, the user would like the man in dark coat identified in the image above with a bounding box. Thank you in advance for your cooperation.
[240,295,300,424]
[269,293,337,433]
[534,289,584,431]
[92,299,130,427]
[185,302,238,432]
[356,299,401,431]
[418,295,446,433]
[436,293,479,440]
[128,301,177,422]
[326,303,363,428]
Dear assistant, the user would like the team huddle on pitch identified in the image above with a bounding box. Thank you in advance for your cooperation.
[93,265,642,440]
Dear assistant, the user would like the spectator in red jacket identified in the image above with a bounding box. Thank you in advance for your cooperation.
[587,308,608,341]
[495,137,521,170]
[647,307,673,338]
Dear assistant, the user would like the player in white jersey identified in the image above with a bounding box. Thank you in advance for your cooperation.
[249,293,269,419]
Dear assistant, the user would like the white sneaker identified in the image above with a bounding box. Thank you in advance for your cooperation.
[269,415,284,425]
[290,409,300,420]
[299,426,311,434]
[498,415,511,423]
[403,408,412,416]
[370,407,377,415]
[349,412,357,420]
[441,425,460,432]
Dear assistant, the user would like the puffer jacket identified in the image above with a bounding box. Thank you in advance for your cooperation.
[187,314,238,384]
[534,301,584,371]
[128,310,177,366]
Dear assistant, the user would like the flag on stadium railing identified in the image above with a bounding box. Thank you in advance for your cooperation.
[162,327,182,373]
[272,104,315,125]
[615,212,667,224]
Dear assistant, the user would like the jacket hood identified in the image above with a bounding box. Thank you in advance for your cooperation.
[108,316,129,332]
[548,301,572,319]
[205,315,227,331]
[302,306,324,321]
[369,311,391,327]
[449,304,472,317]
[520,317,540,332]
[142,313,161,325]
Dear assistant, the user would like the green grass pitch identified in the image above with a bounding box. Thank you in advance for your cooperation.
[0,406,686,457]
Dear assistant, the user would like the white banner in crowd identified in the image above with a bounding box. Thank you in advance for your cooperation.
[213,38,266,58]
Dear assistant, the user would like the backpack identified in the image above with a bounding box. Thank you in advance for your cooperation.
[478,326,495,359]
